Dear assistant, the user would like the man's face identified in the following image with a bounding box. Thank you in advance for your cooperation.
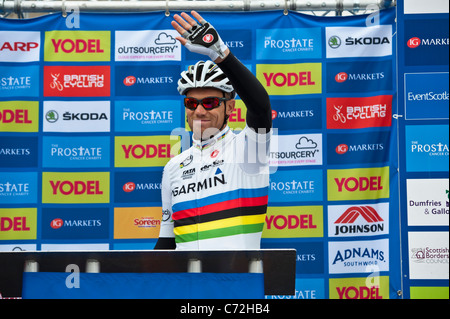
[186,87,235,140]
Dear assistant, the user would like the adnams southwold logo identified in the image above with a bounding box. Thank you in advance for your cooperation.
[115,30,181,61]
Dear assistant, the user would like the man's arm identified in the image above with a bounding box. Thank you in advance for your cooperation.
[154,167,176,250]
[218,53,272,132]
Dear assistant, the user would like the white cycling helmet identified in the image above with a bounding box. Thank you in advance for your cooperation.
[178,60,236,98]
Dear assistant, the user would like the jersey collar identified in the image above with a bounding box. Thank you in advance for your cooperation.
[192,125,231,151]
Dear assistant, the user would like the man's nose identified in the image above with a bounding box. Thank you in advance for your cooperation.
[194,104,208,116]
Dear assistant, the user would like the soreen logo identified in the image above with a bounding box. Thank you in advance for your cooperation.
[42,172,109,204]
[45,31,110,62]
[257,63,322,96]
[327,167,389,201]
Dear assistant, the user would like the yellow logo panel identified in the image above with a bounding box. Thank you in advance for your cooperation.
[329,277,390,299]
[256,63,322,96]
[114,207,162,239]
[0,101,39,132]
[327,167,390,201]
[263,206,323,238]
[42,172,110,203]
[115,135,180,167]
[0,208,37,240]
[44,30,111,61]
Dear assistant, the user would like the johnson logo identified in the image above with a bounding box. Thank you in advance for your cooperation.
[122,144,172,159]
[49,180,104,195]
[333,206,384,236]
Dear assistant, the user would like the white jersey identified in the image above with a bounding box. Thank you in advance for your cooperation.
[158,125,271,250]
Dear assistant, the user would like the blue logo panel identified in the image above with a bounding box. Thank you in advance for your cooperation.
[405,73,449,120]
[271,98,322,131]
[405,125,449,172]
[327,131,391,165]
[114,171,163,203]
[256,28,322,60]
[0,172,38,204]
[115,65,179,96]
[269,169,323,203]
[186,29,252,61]
[42,136,110,168]
[405,19,449,66]
[0,65,39,97]
[326,60,393,93]
[41,208,109,240]
[115,100,183,132]
[0,136,38,168]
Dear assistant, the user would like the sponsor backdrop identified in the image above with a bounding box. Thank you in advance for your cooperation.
[397,1,449,299]
[0,8,423,299]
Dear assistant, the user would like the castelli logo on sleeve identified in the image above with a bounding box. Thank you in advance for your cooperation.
[203,34,214,44]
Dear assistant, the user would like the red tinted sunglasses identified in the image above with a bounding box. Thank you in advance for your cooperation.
[184,96,230,111]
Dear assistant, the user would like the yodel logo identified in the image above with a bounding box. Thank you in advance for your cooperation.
[0,109,32,124]
[42,172,109,204]
[122,144,172,159]
[266,214,317,230]
[44,31,110,62]
[49,180,103,195]
[0,208,37,240]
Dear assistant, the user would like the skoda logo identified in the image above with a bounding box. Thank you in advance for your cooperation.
[328,36,341,49]
[45,110,59,123]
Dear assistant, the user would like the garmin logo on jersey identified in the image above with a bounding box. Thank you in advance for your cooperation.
[172,170,226,197]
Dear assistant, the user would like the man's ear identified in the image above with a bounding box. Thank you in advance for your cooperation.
[226,99,236,116]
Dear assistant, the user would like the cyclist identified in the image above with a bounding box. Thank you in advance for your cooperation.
[155,11,272,250]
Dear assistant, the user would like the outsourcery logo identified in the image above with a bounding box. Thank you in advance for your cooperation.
[0,208,37,240]
[115,135,180,167]
[115,30,181,61]
[327,167,390,201]
[256,63,322,96]
[269,134,322,167]
[43,65,110,97]
[263,206,323,238]
[327,95,392,129]
[328,203,389,238]
[42,172,110,204]
[44,31,111,62]
[0,31,40,62]
[0,101,39,133]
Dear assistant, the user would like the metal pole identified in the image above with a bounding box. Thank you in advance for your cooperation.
[1,0,396,15]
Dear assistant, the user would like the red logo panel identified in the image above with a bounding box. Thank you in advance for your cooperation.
[44,65,110,97]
